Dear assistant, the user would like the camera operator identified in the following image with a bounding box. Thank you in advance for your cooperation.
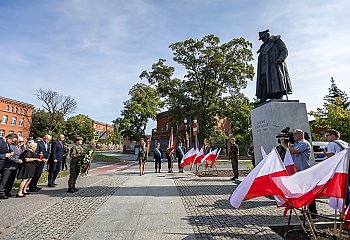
[280,129,317,218]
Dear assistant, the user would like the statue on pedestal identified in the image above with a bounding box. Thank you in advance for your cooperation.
[256,30,292,104]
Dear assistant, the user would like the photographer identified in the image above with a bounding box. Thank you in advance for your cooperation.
[280,129,317,218]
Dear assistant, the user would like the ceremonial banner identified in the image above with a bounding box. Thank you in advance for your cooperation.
[283,149,297,175]
[180,148,197,167]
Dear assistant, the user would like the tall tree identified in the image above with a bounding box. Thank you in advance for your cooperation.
[31,109,64,139]
[114,83,160,140]
[324,77,349,110]
[35,89,77,134]
[140,34,254,141]
[64,114,93,143]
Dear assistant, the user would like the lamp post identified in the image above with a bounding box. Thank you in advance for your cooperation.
[184,118,190,150]
[193,118,198,149]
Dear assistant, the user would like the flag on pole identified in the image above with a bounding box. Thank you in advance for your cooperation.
[193,148,205,165]
[261,146,267,158]
[190,148,200,170]
[229,148,288,208]
[168,127,174,152]
[273,148,349,209]
[283,149,297,175]
[180,148,197,167]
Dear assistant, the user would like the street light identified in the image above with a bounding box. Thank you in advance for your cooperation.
[193,118,198,149]
[183,118,190,149]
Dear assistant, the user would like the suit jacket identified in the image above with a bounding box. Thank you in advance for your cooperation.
[36,140,51,159]
[4,143,22,170]
[0,137,7,160]
[49,140,64,162]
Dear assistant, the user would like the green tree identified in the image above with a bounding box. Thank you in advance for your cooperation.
[115,83,160,140]
[31,109,65,139]
[324,77,349,110]
[140,34,254,142]
[64,114,93,143]
[310,97,350,142]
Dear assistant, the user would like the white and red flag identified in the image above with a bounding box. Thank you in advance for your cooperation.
[229,148,288,208]
[283,149,297,175]
[190,148,204,170]
[180,148,197,168]
[273,148,349,209]
[167,128,174,152]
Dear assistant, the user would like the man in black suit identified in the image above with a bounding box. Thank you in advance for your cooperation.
[47,134,64,187]
[0,134,15,199]
[29,135,51,192]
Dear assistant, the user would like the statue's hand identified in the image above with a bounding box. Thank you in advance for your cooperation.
[276,58,283,65]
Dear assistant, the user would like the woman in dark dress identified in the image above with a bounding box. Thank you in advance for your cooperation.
[17,142,42,197]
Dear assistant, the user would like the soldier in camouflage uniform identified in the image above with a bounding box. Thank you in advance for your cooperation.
[229,137,239,181]
[67,137,83,193]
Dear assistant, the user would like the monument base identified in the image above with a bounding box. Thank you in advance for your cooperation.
[251,100,314,165]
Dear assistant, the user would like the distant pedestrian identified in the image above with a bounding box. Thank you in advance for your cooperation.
[176,142,185,173]
[153,143,162,173]
[229,138,239,181]
[138,139,147,176]
[247,143,255,168]
[166,148,173,173]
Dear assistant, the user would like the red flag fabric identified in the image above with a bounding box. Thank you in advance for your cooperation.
[283,149,297,175]
[229,148,288,208]
[273,148,349,209]
[180,148,197,168]
[168,128,174,152]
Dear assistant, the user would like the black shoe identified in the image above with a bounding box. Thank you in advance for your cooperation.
[231,177,236,181]
[53,183,58,185]
[158,170,160,173]
[16,194,26,198]
[67,188,76,193]
[23,192,30,195]
[73,187,79,192]
[28,188,39,192]
[35,187,42,190]
[155,170,158,173]
[47,183,55,187]
[5,194,15,197]
[0,195,9,199]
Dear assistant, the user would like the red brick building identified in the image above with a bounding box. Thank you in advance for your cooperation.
[152,111,232,150]
[92,120,114,142]
[0,96,34,138]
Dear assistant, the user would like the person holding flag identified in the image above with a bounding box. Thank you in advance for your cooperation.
[153,142,162,173]
[176,142,186,173]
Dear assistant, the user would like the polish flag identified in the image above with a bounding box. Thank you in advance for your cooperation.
[193,148,205,165]
[283,149,297,175]
[273,148,349,209]
[204,149,218,168]
[229,148,288,208]
[180,148,197,168]
[261,146,267,158]
[168,128,174,152]
[190,148,200,170]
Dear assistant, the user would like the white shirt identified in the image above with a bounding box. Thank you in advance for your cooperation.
[327,140,348,154]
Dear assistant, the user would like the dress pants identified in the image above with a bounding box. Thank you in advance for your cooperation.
[29,162,45,189]
[48,161,61,184]
[68,158,80,188]
[0,168,13,196]
[4,169,17,195]
[231,157,239,178]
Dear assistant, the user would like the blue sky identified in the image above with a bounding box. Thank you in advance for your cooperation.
[1,0,349,133]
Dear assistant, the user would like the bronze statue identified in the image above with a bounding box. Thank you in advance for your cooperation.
[256,30,292,104]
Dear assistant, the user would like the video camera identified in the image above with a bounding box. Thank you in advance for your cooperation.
[276,127,295,145]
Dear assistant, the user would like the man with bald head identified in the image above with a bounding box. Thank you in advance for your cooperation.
[48,134,65,187]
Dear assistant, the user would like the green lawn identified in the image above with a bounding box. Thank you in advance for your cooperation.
[92,153,125,162]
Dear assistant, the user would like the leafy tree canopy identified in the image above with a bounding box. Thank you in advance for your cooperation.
[324,77,349,110]
[140,34,254,141]
[64,114,93,143]
[114,83,160,141]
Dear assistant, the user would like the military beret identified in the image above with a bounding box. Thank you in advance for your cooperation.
[75,136,84,141]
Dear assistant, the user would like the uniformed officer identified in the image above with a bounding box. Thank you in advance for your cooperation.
[67,137,83,193]
[229,137,239,181]
[153,142,162,173]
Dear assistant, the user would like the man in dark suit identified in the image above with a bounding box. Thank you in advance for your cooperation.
[47,134,64,187]
[29,135,51,191]
[0,134,15,199]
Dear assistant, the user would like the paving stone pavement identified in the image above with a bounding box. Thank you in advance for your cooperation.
[173,173,335,240]
[2,176,127,240]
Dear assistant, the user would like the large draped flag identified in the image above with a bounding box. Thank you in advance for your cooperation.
[168,128,174,152]
[229,148,288,208]
[180,148,197,168]
[272,148,349,209]
[283,149,297,175]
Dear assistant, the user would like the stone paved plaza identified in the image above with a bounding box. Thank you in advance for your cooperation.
[0,155,336,239]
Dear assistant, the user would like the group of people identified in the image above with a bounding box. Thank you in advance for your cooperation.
[137,139,187,176]
[0,133,86,200]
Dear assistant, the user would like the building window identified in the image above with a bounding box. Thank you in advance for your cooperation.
[22,109,25,114]
[9,130,14,134]
[10,106,13,112]
[17,131,22,137]
[19,118,24,126]
[1,115,8,124]
[14,107,18,113]
[6,105,9,111]
[11,117,17,125]
[0,130,4,137]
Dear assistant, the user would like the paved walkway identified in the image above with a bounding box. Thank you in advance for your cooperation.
[0,154,335,239]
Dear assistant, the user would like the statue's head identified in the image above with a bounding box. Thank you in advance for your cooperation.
[258,29,270,42]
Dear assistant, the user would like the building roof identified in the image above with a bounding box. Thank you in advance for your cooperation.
[0,96,34,108]
[92,120,113,127]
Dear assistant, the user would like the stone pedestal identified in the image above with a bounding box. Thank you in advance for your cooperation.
[251,100,314,165]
